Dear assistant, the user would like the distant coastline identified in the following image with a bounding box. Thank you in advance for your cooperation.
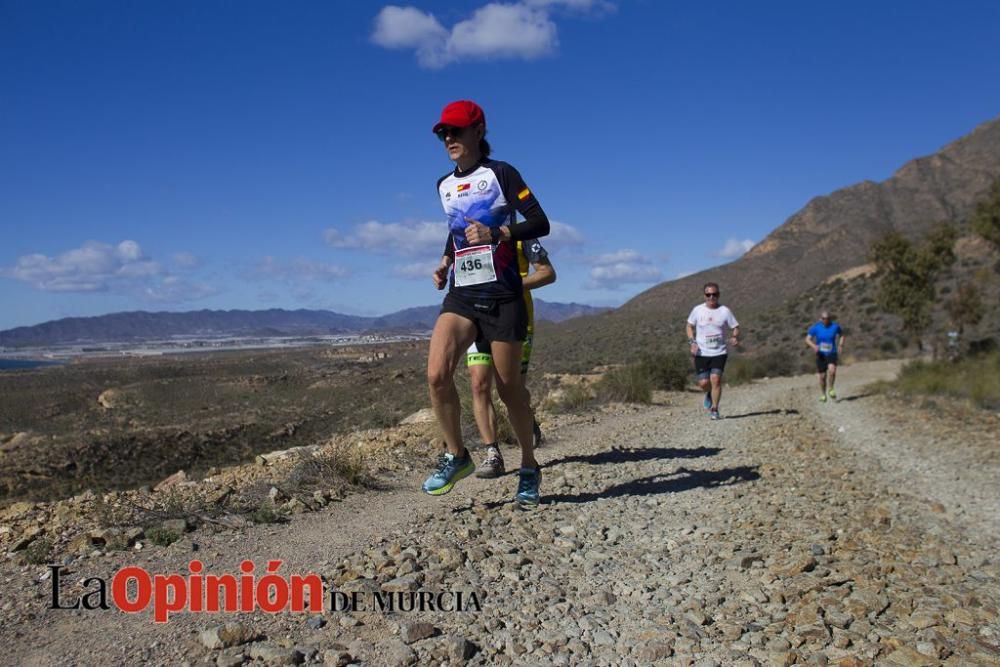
[0,358,63,371]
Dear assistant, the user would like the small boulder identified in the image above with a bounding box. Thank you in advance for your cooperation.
[154,470,187,492]
[199,623,260,650]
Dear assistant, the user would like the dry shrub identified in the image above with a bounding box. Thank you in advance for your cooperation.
[544,383,595,413]
[595,365,653,404]
[893,351,1000,410]
[281,447,374,492]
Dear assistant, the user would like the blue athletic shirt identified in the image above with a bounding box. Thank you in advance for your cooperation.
[437,159,549,301]
[808,321,843,356]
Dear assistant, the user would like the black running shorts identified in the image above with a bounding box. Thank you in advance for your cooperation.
[441,292,527,344]
[693,354,728,379]
[816,353,838,373]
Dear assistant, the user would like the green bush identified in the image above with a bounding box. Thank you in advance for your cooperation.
[726,352,798,386]
[639,352,691,391]
[23,537,53,565]
[879,339,898,354]
[145,527,181,547]
[251,505,283,525]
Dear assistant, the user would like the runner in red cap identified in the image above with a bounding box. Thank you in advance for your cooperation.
[422,100,551,507]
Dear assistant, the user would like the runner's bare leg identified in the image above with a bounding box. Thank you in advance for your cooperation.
[490,340,538,469]
[427,313,477,456]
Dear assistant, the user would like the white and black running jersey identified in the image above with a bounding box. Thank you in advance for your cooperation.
[437,159,549,301]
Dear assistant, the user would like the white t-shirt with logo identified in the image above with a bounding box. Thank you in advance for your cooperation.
[687,304,739,358]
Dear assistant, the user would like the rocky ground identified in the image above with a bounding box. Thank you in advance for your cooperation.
[0,344,428,502]
[1,359,998,666]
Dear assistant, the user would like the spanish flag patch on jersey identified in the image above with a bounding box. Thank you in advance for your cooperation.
[517,188,531,200]
[457,183,471,192]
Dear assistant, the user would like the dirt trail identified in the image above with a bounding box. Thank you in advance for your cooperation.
[2,360,998,666]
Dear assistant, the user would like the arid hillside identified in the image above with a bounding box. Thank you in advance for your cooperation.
[536,116,1000,371]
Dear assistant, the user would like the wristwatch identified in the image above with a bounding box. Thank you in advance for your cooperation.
[489,227,502,244]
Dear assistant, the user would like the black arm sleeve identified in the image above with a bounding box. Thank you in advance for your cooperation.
[509,212,549,241]
[443,233,454,260]
[493,162,550,241]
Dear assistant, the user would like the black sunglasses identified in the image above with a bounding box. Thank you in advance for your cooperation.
[704,292,719,298]
[435,125,469,141]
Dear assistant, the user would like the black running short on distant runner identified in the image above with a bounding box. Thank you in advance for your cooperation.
[816,352,839,373]
[441,292,527,344]
[694,354,728,378]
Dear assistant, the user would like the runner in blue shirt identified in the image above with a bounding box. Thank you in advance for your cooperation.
[806,311,846,402]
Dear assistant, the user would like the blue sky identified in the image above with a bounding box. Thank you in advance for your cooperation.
[2,0,999,331]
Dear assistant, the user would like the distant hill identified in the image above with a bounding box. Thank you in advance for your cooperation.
[537,116,1000,371]
[367,299,607,331]
[0,300,609,348]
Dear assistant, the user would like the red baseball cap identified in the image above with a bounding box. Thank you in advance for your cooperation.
[432,100,486,134]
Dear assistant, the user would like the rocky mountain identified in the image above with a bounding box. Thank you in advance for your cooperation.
[537,115,1000,369]
[0,300,608,348]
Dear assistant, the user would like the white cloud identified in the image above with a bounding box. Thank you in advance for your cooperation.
[394,262,436,280]
[117,259,162,278]
[715,238,755,259]
[0,240,216,304]
[372,1,611,68]
[325,220,447,256]
[586,263,662,290]
[583,247,663,289]
[1,240,156,292]
[371,6,450,67]
[116,240,142,261]
[449,4,557,62]
[143,276,218,303]
[250,257,350,283]
[172,251,201,269]
[541,220,585,252]
[589,249,643,265]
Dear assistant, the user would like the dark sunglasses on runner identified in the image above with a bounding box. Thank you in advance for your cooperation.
[704,292,719,298]
[435,125,469,141]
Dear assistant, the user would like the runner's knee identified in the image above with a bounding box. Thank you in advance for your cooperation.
[470,374,491,398]
[495,379,526,407]
[427,365,454,394]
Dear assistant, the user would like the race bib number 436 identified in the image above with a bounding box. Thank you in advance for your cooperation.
[454,245,497,287]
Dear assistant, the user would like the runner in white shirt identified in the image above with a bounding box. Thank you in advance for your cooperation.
[686,282,740,420]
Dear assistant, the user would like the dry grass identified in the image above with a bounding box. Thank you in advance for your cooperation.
[890,352,1000,410]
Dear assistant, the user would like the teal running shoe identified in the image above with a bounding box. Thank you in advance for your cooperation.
[516,467,541,507]
[710,409,721,421]
[703,392,712,410]
[422,451,474,496]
